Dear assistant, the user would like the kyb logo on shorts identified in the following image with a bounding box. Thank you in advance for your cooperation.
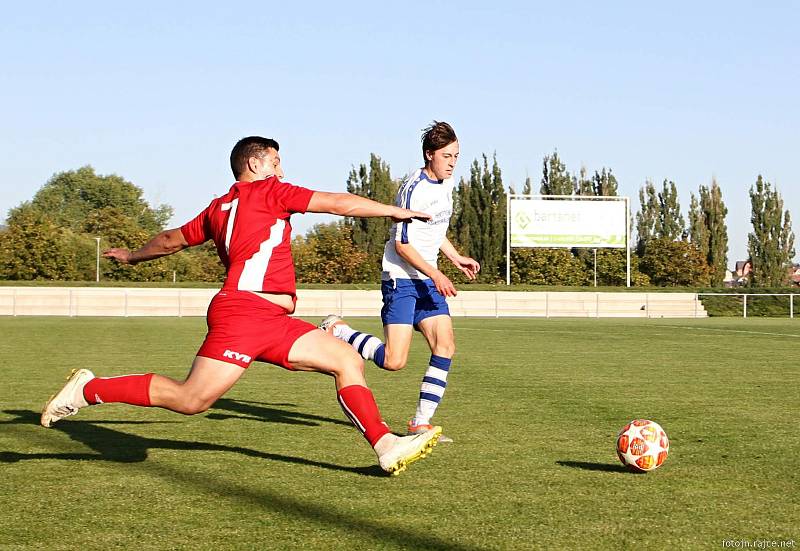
[223,349,252,363]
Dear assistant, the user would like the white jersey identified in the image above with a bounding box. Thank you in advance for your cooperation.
[382,168,454,280]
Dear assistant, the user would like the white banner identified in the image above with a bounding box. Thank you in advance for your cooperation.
[509,198,627,248]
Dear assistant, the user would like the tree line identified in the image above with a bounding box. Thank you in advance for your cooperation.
[0,157,795,287]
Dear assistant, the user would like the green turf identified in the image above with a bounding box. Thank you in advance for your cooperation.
[1,317,797,550]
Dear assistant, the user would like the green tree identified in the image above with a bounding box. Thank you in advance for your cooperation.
[576,166,593,196]
[83,207,173,281]
[639,238,710,286]
[345,154,397,280]
[636,181,659,256]
[655,180,685,241]
[450,175,479,259]
[487,154,507,281]
[688,193,710,259]
[510,249,587,285]
[169,242,226,283]
[593,168,618,197]
[690,179,728,287]
[703,179,729,287]
[0,205,81,280]
[594,249,650,286]
[452,154,506,281]
[293,223,374,284]
[540,151,574,196]
[1,166,184,281]
[29,166,171,234]
[748,176,795,286]
[522,176,533,195]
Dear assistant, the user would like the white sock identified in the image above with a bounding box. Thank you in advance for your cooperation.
[333,324,386,368]
[413,355,451,426]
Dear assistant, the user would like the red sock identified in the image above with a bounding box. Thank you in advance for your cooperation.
[337,385,391,446]
[83,374,154,406]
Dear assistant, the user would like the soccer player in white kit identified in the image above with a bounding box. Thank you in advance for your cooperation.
[321,122,480,441]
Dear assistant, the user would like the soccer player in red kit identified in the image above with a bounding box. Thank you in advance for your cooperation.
[40,136,442,475]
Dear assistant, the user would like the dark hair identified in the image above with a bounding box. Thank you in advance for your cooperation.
[421,121,457,164]
[230,136,280,178]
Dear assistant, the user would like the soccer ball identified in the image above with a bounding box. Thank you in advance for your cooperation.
[616,419,669,472]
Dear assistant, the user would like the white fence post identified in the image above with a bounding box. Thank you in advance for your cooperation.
[743,294,747,318]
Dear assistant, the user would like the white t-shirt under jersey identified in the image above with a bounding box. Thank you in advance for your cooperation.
[382,168,454,280]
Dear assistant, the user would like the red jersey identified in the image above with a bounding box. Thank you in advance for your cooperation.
[180,177,314,295]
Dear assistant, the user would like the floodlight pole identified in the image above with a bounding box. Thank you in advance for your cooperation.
[95,237,101,282]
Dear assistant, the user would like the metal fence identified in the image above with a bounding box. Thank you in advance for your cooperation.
[697,293,799,318]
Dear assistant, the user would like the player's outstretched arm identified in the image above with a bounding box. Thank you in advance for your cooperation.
[440,237,481,280]
[306,192,430,222]
[103,228,190,265]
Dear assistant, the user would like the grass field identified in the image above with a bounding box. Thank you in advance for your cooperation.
[1,316,798,550]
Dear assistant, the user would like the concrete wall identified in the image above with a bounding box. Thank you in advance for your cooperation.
[0,287,707,318]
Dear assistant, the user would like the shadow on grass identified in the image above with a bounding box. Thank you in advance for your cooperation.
[556,460,632,473]
[206,398,351,427]
[0,409,382,477]
[0,409,472,551]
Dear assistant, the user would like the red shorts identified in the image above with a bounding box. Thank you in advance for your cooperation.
[197,291,316,370]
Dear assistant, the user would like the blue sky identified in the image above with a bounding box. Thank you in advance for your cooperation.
[1,1,797,266]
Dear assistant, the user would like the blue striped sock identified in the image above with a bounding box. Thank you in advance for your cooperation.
[339,328,386,369]
[413,355,451,426]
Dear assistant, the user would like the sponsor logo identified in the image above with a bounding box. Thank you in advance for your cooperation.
[223,349,252,363]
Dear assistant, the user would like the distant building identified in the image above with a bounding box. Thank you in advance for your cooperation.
[788,264,800,287]
[728,260,752,287]
[723,270,737,288]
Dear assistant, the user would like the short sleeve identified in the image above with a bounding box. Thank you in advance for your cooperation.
[396,221,411,244]
[272,180,314,214]
[180,204,212,246]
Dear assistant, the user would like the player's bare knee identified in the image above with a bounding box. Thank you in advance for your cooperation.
[334,350,365,378]
[382,355,407,371]
[177,395,213,415]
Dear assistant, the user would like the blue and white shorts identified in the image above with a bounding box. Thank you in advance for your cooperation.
[380,278,450,327]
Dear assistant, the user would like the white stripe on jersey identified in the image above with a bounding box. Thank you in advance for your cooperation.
[221,198,239,253]
[238,219,286,291]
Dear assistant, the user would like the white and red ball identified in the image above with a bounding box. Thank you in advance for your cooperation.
[616,419,669,472]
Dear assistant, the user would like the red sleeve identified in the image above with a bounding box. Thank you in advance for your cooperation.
[273,180,314,214]
[180,202,212,246]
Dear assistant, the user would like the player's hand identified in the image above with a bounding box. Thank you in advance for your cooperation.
[431,269,457,297]
[390,206,431,223]
[103,248,133,264]
[452,255,481,280]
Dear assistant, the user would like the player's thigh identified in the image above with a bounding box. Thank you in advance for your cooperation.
[416,314,455,357]
[183,356,247,404]
[287,329,365,382]
[382,324,414,370]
